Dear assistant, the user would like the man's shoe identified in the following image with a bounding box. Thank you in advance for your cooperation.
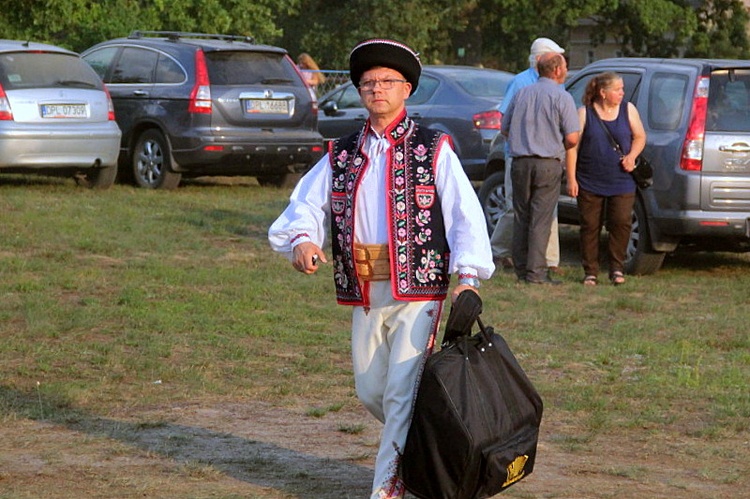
[494,256,514,270]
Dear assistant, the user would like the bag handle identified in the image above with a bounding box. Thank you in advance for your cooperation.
[442,290,482,346]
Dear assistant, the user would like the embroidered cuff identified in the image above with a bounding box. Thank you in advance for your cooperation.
[290,232,312,248]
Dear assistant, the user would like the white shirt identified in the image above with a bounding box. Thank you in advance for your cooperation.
[268,126,495,281]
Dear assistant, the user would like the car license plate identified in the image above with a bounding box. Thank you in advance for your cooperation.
[245,99,289,114]
[41,104,87,118]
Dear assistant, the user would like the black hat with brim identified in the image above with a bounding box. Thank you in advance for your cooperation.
[349,38,421,95]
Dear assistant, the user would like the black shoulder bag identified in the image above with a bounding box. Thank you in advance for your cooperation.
[592,108,653,189]
[400,291,543,499]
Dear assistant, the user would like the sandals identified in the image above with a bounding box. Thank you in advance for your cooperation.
[610,271,626,286]
[582,275,598,286]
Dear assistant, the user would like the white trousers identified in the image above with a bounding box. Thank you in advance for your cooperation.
[351,281,443,499]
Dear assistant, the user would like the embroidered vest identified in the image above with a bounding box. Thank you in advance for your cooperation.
[329,113,451,305]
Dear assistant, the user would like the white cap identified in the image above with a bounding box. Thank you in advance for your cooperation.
[529,37,565,67]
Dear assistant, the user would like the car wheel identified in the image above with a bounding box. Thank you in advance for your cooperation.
[257,173,303,189]
[624,198,666,275]
[477,171,507,234]
[74,163,117,189]
[132,129,181,189]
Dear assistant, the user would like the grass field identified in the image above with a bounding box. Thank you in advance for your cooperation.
[0,175,748,498]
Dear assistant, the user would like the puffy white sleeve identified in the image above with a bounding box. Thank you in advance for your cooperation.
[434,140,495,280]
[267,155,332,261]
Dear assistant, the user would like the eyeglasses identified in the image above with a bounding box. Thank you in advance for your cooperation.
[359,78,407,91]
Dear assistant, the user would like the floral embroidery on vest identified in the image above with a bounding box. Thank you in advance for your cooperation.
[329,111,451,305]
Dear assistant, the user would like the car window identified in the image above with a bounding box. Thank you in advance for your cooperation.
[83,47,119,81]
[707,69,750,132]
[566,71,641,108]
[155,53,185,84]
[452,72,512,98]
[205,51,297,85]
[322,84,362,109]
[408,74,438,105]
[649,73,687,131]
[0,52,103,90]
[111,47,158,84]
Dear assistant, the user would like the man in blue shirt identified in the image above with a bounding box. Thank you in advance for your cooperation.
[490,38,566,272]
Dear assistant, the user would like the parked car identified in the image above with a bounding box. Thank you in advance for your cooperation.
[82,31,324,189]
[480,57,750,275]
[0,39,121,188]
[317,65,514,181]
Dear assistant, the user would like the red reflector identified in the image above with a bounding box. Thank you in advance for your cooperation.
[699,221,730,226]
[312,145,323,153]
[203,145,224,152]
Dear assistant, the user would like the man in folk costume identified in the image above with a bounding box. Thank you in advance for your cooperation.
[268,38,494,498]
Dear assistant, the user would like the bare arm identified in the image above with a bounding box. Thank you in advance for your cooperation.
[566,107,586,197]
[563,131,579,150]
[621,102,647,172]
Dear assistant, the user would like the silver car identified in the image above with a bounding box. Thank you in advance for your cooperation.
[0,40,121,188]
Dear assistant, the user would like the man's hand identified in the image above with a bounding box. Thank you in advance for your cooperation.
[292,242,327,274]
[451,284,479,303]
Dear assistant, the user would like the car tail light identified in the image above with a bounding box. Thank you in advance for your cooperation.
[189,49,212,114]
[473,110,501,130]
[680,76,709,171]
[0,84,13,121]
[103,85,116,121]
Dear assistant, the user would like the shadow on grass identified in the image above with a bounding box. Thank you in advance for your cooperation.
[0,385,372,498]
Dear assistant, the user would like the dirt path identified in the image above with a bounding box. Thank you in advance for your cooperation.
[3,399,745,498]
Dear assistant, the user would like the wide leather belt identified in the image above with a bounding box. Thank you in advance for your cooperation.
[354,243,390,281]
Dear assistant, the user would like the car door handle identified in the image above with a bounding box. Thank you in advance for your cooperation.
[719,143,750,153]
[132,90,149,96]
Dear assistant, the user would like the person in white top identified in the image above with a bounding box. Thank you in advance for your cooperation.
[268,38,493,499]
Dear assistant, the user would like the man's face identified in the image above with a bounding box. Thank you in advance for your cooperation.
[358,66,412,122]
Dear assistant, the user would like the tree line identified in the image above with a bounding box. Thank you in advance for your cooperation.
[1,0,747,73]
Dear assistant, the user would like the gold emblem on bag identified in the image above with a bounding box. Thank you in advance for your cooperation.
[503,454,529,487]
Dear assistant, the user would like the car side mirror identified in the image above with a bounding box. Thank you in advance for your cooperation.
[320,100,339,116]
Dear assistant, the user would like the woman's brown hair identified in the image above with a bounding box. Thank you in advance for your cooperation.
[582,71,622,107]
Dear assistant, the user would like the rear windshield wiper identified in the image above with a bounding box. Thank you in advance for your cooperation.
[55,80,97,88]
[260,77,294,84]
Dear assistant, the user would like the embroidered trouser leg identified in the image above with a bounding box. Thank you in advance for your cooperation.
[351,281,443,499]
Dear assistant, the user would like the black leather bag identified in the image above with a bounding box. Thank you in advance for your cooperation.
[631,156,654,188]
[400,292,543,499]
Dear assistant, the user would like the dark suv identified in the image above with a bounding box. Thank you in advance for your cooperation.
[82,31,324,189]
[481,58,750,274]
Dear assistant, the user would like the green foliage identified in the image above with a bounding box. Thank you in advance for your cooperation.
[686,0,750,58]
[590,0,699,58]
[0,0,748,73]
[278,0,466,68]
[0,0,300,52]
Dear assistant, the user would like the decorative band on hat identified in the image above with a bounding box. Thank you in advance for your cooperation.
[349,38,422,95]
